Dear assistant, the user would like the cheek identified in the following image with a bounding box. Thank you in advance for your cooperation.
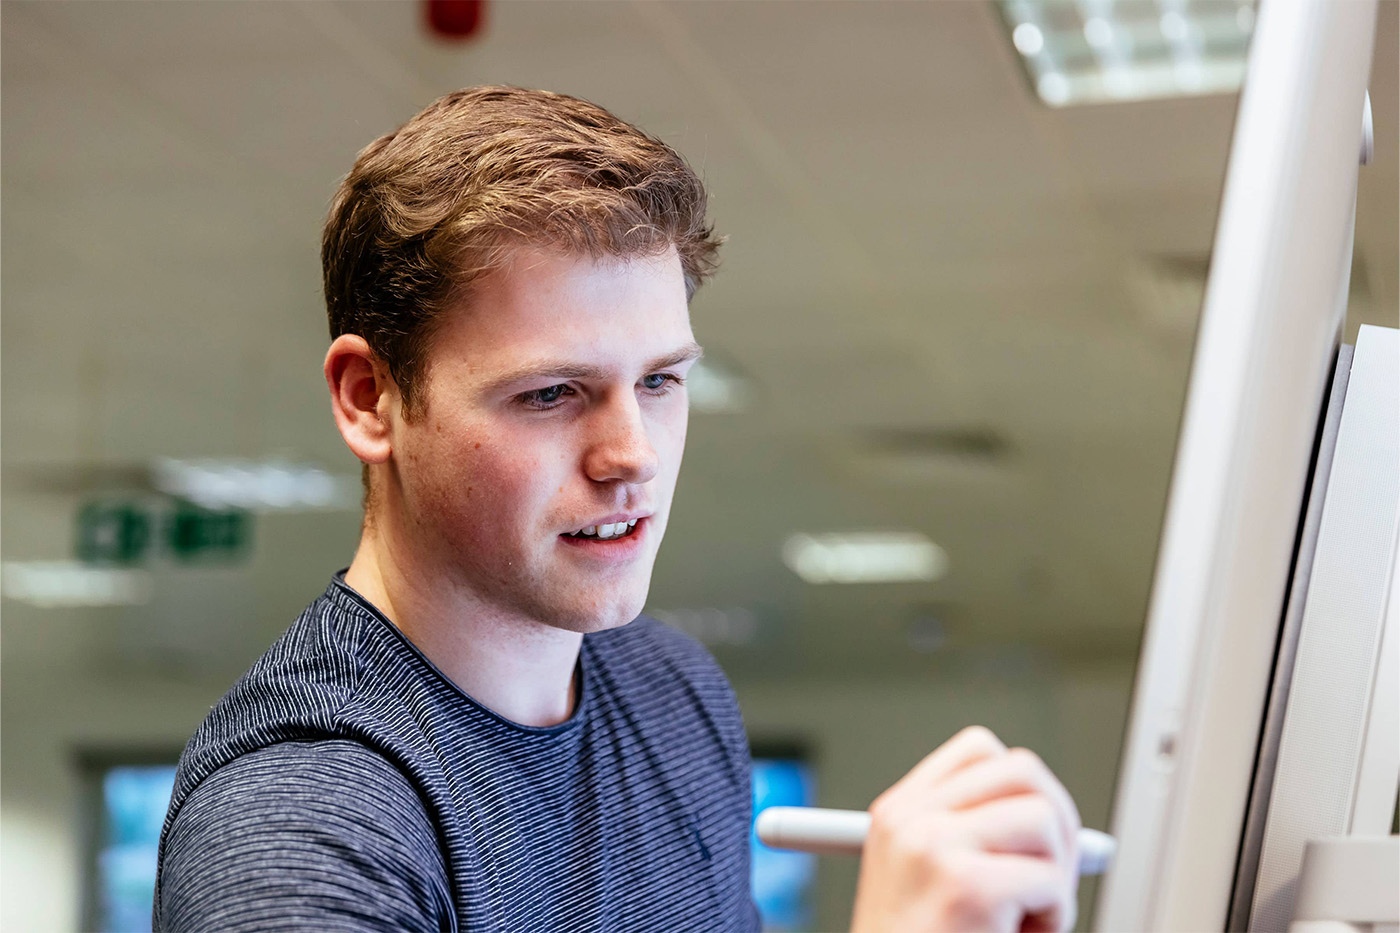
[431,439,553,532]
[403,426,485,511]
[654,410,689,475]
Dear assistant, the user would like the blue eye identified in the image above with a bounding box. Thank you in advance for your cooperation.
[520,384,570,409]
[641,373,680,391]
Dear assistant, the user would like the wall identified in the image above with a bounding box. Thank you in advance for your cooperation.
[2,675,216,932]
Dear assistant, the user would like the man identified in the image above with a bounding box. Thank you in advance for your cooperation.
[155,86,1081,932]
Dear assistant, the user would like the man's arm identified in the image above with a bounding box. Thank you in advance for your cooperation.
[157,740,453,933]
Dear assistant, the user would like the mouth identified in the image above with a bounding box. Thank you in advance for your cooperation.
[562,518,641,541]
[557,512,653,559]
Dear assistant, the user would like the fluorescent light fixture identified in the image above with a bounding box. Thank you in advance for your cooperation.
[686,358,750,414]
[1160,10,1189,42]
[1038,72,1071,106]
[1013,21,1045,55]
[1084,16,1115,49]
[999,0,1256,107]
[1,561,151,608]
[152,458,358,511]
[782,532,949,585]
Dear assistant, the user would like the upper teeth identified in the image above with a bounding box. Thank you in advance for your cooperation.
[574,519,638,539]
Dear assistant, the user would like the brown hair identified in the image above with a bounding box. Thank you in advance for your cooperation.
[323,85,721,419]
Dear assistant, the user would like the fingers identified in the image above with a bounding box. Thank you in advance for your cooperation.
[960,794,1067,868]
[937,850,1074,933]
[925,791,1075,927]
[926,748,1082,862]
[966,851,1066,916]
[896,726,1008,791]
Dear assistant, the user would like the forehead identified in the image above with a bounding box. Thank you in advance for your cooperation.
[432,245,693,374]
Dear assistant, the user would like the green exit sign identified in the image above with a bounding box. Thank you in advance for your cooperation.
[165,502,251,561]
[76,502,150,564]
[77,499,252,565]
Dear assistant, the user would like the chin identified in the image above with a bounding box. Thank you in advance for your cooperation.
[546,590,648,634]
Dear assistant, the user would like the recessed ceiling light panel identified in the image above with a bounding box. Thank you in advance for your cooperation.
[151,458,359,511]
[782,532,949,585]
[1000,0,1257,107]
[2,561,152,608]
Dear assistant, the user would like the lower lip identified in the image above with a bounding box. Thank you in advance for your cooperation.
[558,518,649,561]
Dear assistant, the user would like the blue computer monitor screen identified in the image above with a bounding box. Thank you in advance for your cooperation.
[750,753,817,931]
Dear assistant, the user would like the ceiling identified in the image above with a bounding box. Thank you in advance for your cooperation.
[2,0,1396,684]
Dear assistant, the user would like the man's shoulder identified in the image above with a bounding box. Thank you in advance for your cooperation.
[170,579,434,821]
[190,583,368,737]
[157,740,451,932]
[225,577,370,692]
[210,576,424,718]
[175,740,426,823]
[178,739,429,822]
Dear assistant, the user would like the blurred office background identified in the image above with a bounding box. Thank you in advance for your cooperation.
[2,2,1395,930]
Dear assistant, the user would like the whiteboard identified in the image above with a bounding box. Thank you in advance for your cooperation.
[1093,1,1377,929]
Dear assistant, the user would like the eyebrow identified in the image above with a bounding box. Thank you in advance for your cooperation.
[483,342,705,394]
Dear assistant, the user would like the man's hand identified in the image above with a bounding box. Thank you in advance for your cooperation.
[850,726,1082,933]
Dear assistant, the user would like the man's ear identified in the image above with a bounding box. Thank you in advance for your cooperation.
[325,335,396,466]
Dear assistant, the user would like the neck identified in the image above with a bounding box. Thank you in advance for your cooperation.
[343,512,582,729]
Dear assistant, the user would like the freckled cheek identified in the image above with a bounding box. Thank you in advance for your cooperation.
[453,452,557,535]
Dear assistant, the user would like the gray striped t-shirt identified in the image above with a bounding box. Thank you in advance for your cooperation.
[154,576,759,931]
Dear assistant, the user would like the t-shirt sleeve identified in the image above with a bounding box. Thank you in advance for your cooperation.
[156,740,453,933]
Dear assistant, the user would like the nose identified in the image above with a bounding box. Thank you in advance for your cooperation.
[583,394,659,486]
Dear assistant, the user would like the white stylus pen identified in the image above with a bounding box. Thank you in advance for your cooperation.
[755,807,1117,876]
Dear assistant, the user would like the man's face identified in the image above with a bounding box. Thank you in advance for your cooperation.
[390,245,698,633]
